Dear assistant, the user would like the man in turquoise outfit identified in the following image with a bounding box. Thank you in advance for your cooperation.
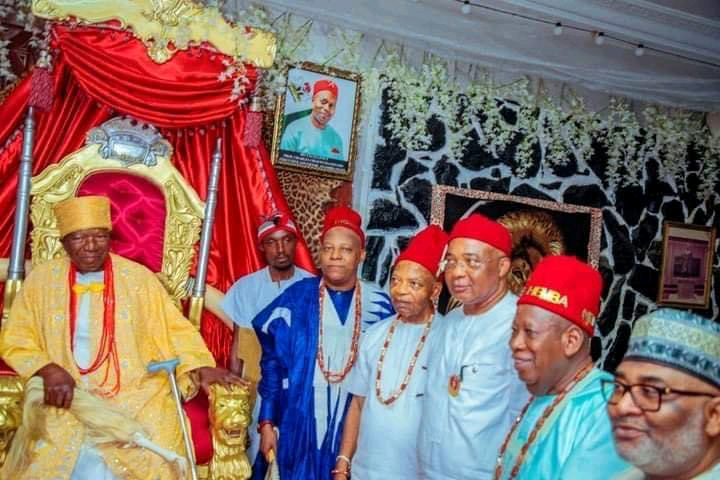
[280,79,344,162]
[496,255,628,479]
[607,309,720,480]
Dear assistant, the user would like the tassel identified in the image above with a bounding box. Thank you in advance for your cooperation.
[5,377,188,478]
[28,67,54,112]
[243,95,264,148]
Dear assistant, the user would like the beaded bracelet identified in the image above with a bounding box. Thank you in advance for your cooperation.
[256,420,274,434]
[330,468,349,477]
[336,454,351,465]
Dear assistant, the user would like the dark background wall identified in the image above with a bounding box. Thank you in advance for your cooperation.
[362,89,720,370]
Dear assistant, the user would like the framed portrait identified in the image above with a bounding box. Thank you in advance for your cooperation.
[431,185,603,314]
[657,221,716,309]
[271,62,362,181]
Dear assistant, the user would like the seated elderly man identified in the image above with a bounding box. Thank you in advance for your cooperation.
[607,308,720,480]
[0,195,243,479]
[496,255,628,479]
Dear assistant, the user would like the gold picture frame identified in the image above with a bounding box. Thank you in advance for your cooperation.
[657,221,716,309]
[431,186,603,266]
[271,61,362,181]
[431,185,603,314]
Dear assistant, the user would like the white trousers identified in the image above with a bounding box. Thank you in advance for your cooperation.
[71,445,118,480]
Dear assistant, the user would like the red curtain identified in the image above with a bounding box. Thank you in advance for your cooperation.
[0,25,315,366]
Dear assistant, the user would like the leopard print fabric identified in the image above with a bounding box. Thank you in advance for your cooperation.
[276,170,350,266]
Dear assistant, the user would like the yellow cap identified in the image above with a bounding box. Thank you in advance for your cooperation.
[54,196,112,237]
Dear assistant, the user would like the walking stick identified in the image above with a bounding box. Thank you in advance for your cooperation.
[265,448,280,480]
[147,359,199,480]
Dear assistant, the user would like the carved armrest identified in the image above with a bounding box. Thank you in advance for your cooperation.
[207,383,255,480]
[0,376,24,467]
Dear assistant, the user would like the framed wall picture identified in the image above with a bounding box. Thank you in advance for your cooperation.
[657,221,716,309]
[431,185,603,314]
[270,62,362,181]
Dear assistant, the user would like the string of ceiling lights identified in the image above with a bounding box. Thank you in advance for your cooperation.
[453,0,720,69]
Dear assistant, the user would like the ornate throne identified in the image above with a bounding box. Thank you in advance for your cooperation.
[0,117,253,479]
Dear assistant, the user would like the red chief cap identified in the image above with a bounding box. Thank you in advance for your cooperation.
[448,214,512,256]
[313,79,338,99]
[257,212,298,243]
[322,205,364,245]
[518,255,602,336]
[394,225,449,277]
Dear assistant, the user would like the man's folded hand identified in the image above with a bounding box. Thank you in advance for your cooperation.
[35,363,76,408]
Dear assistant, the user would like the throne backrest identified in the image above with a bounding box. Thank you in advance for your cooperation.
[29,117,204,304]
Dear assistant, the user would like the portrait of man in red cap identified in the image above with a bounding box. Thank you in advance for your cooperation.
[280,77,344,161]
[274,64,362,180]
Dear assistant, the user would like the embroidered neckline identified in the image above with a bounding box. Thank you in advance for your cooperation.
[316,279,362,384]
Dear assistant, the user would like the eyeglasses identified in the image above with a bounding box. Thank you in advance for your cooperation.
[601,379,717,412]
[441,256,504,272]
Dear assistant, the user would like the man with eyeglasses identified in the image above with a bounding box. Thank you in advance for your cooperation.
[418,214,529,480]
[496,255,629,479]
[606,308,720,480]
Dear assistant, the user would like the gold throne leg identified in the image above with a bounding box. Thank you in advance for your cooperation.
[0,376,24,468]
[207,383,254,480]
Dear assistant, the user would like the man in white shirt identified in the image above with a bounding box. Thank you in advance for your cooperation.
[333,225,448,480]
[221,211,312,466]
[417,213,529,480]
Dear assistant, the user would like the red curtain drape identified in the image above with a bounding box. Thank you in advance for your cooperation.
[0,25,315,366]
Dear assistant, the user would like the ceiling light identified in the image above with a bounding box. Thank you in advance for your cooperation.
[553,22,563,36]
[635,44,645,56]
[593,31,605,45]
[461,1,471,14]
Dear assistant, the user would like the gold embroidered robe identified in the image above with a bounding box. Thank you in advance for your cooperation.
[0,254,215,479]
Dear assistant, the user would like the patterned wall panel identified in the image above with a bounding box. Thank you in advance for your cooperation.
[363,89,720,370]
[276,169,352,267]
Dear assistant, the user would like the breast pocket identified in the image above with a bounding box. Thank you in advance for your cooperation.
[458,354,511,398]
[411,364,430,399]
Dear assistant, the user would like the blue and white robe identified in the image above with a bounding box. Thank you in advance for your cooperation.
[252,276,393,480]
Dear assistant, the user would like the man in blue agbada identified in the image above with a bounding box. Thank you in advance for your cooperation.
[496,255,629,479]
[252,205,393,480]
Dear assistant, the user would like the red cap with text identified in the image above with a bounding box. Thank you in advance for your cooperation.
[448,213,512,256]
[322,205,364,245]
[395,225,449,277]
[518,255,602,336]
[313,79,338,98]
[257,212,298,243]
